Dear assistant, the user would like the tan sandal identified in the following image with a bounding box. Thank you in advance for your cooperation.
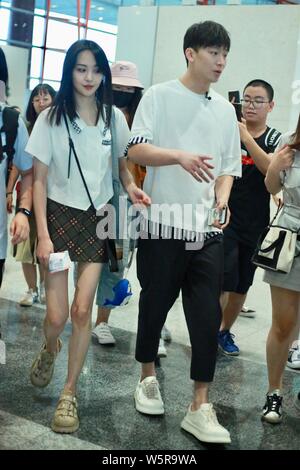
[51,392,79,434]
[30,338,62,388]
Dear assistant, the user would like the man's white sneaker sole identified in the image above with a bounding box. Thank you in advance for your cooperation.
[134,393,164,415]
[181,417,231,444]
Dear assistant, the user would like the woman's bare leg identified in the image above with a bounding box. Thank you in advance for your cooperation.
[64,262,102,394]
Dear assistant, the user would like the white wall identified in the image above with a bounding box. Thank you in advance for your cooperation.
[117,5,300,133]
[2,44,29,113]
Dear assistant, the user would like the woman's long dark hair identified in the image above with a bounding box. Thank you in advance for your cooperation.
[126,88,143,129]
[49,40,112,128]
[26,83,56,132]
[290,113,300,151]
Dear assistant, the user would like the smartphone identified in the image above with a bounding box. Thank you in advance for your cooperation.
[228,91,242,122]
[218,206,228,225]
[228,90,240,104]
[208,207,228,226]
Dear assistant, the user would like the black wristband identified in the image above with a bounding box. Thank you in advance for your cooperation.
[16,207,32,217]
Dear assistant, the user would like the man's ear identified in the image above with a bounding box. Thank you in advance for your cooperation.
[268,100,275,112]
[185,47,194,64]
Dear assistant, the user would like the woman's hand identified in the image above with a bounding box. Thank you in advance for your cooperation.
[126,182,151,206]
[270,145,295,172]
[10,213,30,245]
[37,237,54,268]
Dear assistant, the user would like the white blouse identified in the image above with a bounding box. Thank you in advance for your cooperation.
[26,106,130,210]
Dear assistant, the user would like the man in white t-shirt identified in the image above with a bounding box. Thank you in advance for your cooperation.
[127,21,241,444]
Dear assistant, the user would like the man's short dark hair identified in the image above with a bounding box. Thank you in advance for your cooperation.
[243,79,274,102]
[183,21,231,62]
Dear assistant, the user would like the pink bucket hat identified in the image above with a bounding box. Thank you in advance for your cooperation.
[110,61,143,89]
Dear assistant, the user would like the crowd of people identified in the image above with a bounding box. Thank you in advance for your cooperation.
[0,19,299,443]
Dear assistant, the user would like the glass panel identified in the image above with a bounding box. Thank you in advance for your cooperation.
[0,8,10,41]
[29,77,41,90]
[32,14,45,47]
[46,18,79,50]
[29,77,60,91]
[86,28,117,63]
[88,20,118,34]
[30,47,43,78]
[43,49,65,82]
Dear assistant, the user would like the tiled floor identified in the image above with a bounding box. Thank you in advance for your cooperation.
[0,249,299,450]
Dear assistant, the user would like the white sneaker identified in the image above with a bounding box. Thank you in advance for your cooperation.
[92,322,116,345]
[286,346,300,370]
[161,325,172,342]
[295,391,300,411]
[239,306,256,318]
[134,376,164,415]
[157,338,167,358]
[181,403,231,444]
[19,289,39,307]
[39,282,46,304]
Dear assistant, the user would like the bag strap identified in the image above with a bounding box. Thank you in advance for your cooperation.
[258,230,287,253]
[63,111,118,272]
[110,108,119,181]
[269,199,283,227]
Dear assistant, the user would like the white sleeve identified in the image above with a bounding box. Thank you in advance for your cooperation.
[128,87,154,147]
[25,109,53,166]
[113,107,130,159]
[219,107,242,177]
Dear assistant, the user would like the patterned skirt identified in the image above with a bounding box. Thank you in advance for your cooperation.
[47,199,108,263]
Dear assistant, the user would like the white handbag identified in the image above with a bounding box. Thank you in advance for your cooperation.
[252,203,300,274]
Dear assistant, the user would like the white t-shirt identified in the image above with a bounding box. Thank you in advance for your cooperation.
[26,106,130,210]
[129,79,242,233]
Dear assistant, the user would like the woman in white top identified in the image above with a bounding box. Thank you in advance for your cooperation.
[26,39,150,434]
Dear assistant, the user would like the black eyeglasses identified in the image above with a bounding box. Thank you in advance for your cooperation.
[240,98,270,109]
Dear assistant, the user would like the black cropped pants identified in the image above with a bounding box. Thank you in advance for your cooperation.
[135,233,223,382]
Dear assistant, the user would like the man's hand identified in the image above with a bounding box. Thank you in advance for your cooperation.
[238,118,251,144]
[37,237,54,268]
[177,152,215,183]
[211,202,231,230]
[126,182,151,206]
[10,212,29,245]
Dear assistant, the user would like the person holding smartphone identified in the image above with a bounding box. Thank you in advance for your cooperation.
[219,79,281,356]
[127,21,241,444]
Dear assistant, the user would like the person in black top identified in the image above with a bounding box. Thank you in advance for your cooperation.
[218,79,281,356]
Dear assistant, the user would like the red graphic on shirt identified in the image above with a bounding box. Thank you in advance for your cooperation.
[242,155,254,166]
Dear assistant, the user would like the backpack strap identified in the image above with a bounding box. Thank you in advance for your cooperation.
[0,106,19,166]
